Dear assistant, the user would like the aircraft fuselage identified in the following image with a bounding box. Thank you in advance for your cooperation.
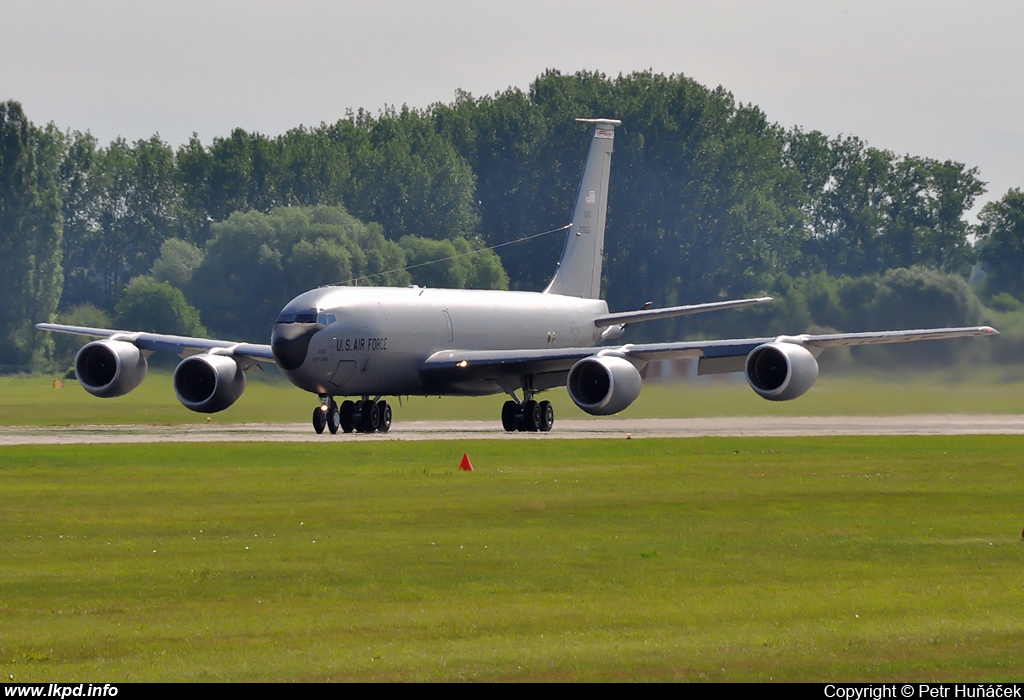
[270,285,608,398]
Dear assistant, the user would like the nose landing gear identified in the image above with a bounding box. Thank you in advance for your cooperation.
[313,397,341,434]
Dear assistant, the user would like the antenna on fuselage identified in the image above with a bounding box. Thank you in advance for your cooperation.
[324,224,571,288]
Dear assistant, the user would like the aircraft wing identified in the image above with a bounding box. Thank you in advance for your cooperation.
[420,326,999,383]
[34,323,276,367]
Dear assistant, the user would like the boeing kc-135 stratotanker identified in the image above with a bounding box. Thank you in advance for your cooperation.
[37,119,998,434]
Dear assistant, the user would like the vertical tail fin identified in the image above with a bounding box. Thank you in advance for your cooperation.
[543,118,620,299]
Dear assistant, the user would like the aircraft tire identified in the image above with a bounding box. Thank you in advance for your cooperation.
[358,401,380,433]
[327,400,341,434]
[377,401,391,433]
[538,400,554,432]
[339,400,356,433]
[501,400,518,432]
[523,400,541,432]
[353,400,366,432]
[366,401,380,432]
[312,406,327,434]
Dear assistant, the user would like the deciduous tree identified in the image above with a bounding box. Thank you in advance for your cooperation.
[0,101,64,366]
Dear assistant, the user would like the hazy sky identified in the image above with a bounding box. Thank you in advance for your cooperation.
[3,1,1021,212]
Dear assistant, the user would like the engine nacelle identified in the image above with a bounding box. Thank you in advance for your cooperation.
[74,339,148,398]
[173,354,247,413]
[744,342,819,401]
[566,355,643,415]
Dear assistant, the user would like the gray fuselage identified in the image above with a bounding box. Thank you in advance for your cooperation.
[270,286,608,397]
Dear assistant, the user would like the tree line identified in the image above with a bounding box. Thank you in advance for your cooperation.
[2,70,1022,370]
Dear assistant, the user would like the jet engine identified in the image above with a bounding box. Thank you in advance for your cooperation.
[75,339,148,398]
[744,342,819,401]
[566,355,643,415]
[173,354,247,413]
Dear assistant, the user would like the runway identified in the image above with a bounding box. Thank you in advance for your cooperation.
[2,414,1023,444]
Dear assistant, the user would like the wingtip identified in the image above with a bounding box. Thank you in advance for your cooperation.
[983,325,1000,335]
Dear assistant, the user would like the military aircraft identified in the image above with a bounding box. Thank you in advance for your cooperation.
[37,118,998,435]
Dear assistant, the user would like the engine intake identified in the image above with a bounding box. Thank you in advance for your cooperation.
[745,342,819,401]
[566,355,643,415]
[173,354,247,413]
[75,339,148,398]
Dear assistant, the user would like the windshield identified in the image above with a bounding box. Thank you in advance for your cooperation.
[275,309,335,325]
[276,310,318,324]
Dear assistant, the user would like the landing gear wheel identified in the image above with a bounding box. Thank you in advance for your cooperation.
[522,400,541,432]
[312,406,327,434]
[339,400,356,433]
[326,399,341,435]
[353,400,365,432]
[501,400,519,432]
[366,401,381,432]
[358,400,381,433]
[377,401,392,433]
[538,400,554,432]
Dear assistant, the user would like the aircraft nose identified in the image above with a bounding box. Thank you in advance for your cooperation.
[270,322,321,371]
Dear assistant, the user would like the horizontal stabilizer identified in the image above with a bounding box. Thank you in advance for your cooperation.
[593,297,773,328]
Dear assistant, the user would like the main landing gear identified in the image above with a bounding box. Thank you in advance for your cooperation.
[502,399,554,432]
[313,396,392,435]
[501,382,555,433]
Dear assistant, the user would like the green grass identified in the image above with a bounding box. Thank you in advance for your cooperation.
[3,437,1024,681]
[2,364,1024,427]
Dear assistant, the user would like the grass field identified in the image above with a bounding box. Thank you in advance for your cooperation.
[2,363,1023,426]
[3,437,1024,681]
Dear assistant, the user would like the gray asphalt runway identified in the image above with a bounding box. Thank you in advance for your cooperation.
[2,414,1023,444]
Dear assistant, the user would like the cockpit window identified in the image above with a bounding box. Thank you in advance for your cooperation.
[276,309,320,324]
[317,312,336,326]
